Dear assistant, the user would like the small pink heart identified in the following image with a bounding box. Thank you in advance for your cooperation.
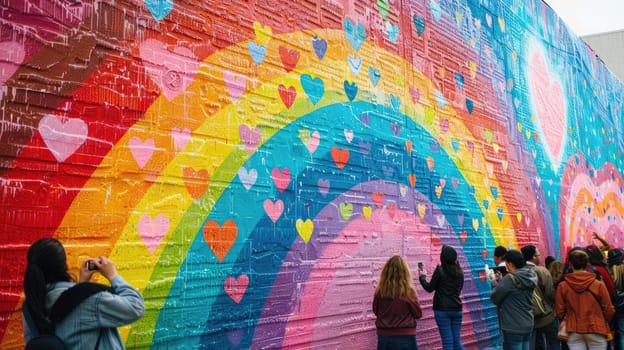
[307,131,320,154]
[223,70,247,101]
[409,86,420,104]
[224,274,249,303]
[38,115,88,162]
[271,167,291,192]
[138,214,169,253]
[239,124,261,153]
[129,137,155,169]
[0,41,25,86]
[263,199,284,223]
[171,127,191,150]
[139,38,199,101]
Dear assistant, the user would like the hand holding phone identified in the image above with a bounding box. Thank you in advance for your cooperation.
[418,262,424,271]
[87,260,99,271]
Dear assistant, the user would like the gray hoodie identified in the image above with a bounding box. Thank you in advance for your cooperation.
[490,266,538,334]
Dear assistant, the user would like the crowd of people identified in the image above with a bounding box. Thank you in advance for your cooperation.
[373,234,624,350]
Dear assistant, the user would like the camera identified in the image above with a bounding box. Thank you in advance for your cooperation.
[418,262,424,271]
[87,261,99,271]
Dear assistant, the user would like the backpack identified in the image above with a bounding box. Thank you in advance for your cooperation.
[509,273,554,327]
[23,282,109,350]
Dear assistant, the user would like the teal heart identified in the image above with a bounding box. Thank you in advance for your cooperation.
[344,80,358,101]
[497,208,503,221]
[466,98,474,114]
[144,0,174,21]
[248,41,267,65]
[435,91,446,108]
[300,74,325,105]
[368,67,381,86]
[344,19,366,52]
[483,199,489,209]
[430,0,442,22]
[490,186,498,199]
[386,21,399,43]
[389,94,401,111]
[451,139,460,152]
[413,15,426,36]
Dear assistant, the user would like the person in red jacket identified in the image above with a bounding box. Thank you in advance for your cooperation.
[556,249,615,349]
[373,255,422,350]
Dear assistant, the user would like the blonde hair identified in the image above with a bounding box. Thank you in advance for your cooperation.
[375,255,417,299]
[548,261,564,286]
[611,264,624,292]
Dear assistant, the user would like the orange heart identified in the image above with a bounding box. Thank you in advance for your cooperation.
[372,192,384,207]
[405,140,413,154]
[203,220,237,262]
[408,174,416,188]
[183,167,209,199]
[331,147,349,169]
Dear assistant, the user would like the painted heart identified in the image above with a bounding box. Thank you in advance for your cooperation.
[253,21,272,44]
[339,202,353,221]
[465,98,474,114]
[318,179,330,197]
[490,186,499,199]
[482,249,488,259]
[382,166,394,177]
[344,80,358,101]
[238,124,261,154]
[344,129,354,143]
[248,41,267,65]
[460,231,467,244]
[385,21,399,43]
[496,208,504,221]
[238,167,257,190]
[372,192,384,207]
[435,185,442,198]
[417,204,426,219]
[38,115,88,162]
[454,72,465,90]
[451,139,460,152]
[279,46,300,72]
[264,199,284,223]
[359,139,371,155]
[300,74,325,105]
[528,50,566,167]
[296,218,314,243]
[426,157,434,171]
[368,67,381,86]
[203,220,238,262]
[312,36,327,60]
[430,0,442,22]
[386,204,397,220]
[362,206,372,220]
[170,127,191,150]
[360,112,371,126]
[224,274,249,303]
[139,38,199,101]
[399,184,408,197]
[405,141,413,154]
[343,19,366,52]
[348,55,362,75]
[413,15,426,36]
[331,147,349,169]
[408,174,416,188]
[377,0,390,17]
[472,218,479,231]
[128,136,155,169]
[271,167,291,192]
[223,70,247,101]
[390,122,401,136]
[278,84,297,108]
[409,87,420,103]
[424,107,435,124]
[389,94,401,111]
[439,119,449,133]
[457,213,464,226]
[435,91,446,108]
[144,0,173,21]
[183,167,209,199]
[138,214,170,253]
[0,41,25,86]
[299,129,320,154]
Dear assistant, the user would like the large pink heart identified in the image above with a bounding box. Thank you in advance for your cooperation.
[224,274,249,303]
[128,137,155,169]
[38,115,88,162]
[138,214,170,253]
[271,168,291,193]
[139,38,199,101]
[263,199,284,223]
[0,41,25,86]
[529,52,566,167]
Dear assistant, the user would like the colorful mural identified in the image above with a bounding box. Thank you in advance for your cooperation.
[1,0,623,348]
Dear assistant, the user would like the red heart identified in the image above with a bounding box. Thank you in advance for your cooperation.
[224,274,249,303]
[183,167,209,199]
[331,147,349,169]
[460,231,467,243]
[279,46,300,72]
[203,220,238,262]
[372,192,384,208]
[408,174,416,188]
[278,84,296,108]
[405,140,412,154]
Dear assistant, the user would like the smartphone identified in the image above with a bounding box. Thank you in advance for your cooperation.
[418,262,424,271]
[87,261,99,271]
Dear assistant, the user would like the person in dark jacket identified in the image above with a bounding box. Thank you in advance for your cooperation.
[419,245,465,350]
[491,249,538,350]
[373,255,422,350]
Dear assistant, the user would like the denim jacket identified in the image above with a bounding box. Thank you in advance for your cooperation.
[23,275,145,349]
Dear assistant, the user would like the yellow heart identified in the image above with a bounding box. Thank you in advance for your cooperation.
[525,130,531,139]
[435,186,442,198]
[502,160,508,172]
[472,218,479,231]
[492,143,500,153]
[516,212,522,223]
[470,38,476,48]
[296,218,314,243]
[498,17,505,31]
[417,204,426,219]
[455,11,462,25]
[517,122,523,132]
[469,61,477,78]
[362,206,372,220]
[253,21,272,45]
[511,51,517,61]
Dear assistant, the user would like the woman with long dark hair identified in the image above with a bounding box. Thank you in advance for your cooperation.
[419,245,465,350]
[23,238,145,349]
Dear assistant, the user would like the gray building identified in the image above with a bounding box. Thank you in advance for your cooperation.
[582,30,624,82]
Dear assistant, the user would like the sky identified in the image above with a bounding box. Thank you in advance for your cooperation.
[544,0,624,36]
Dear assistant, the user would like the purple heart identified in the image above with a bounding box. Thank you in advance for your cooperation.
[360,112,371,127]
[359,139,371,155]
[457,213,464,226]
[466,141,474,153]
[239,124,261,153]
[429,140,439,153]
[390,122,401,136]
[227,328,244,346]
[451,178,459,190]
[318,179,330,197]
[312,36,327,60]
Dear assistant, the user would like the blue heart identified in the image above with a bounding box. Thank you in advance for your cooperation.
[497,208,503,221]
[348,55,362,75]
[483,199,489,209]
[413,15,426,36]
[430,0,442,22]
[144,0,174,21]
[466,98,474,114]
[300,74,325,105]
[368,67,381,86]
[389,94,401,111]
[344,19,366,52]
[435,91,446,109]
[451,139,460,152]
[312,36,327,60]
[386,21,399,43]
[344,80,358,101]
[454,72,464,90]
[248,41,267,65]
[490,186,498,199]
